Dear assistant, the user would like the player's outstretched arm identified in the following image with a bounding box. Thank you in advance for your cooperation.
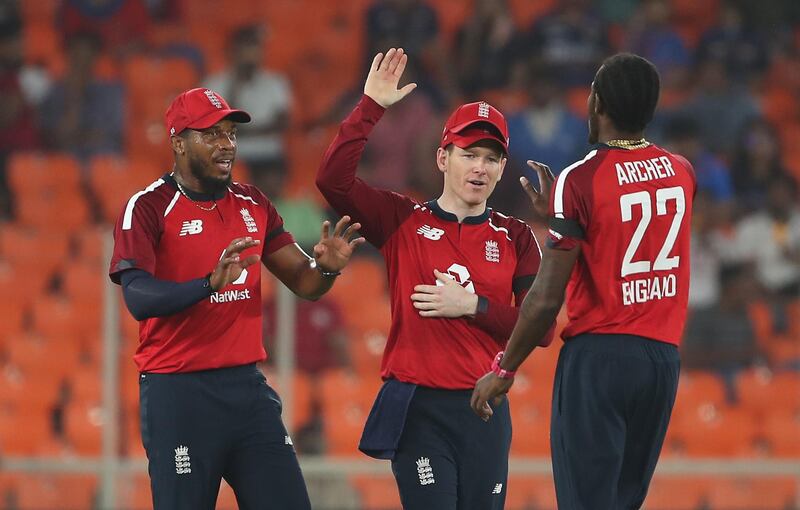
[364,48,417,108]
[264,216,364,300]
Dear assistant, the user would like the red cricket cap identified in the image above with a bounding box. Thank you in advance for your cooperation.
[440,101,509,153]
[165,88,251,136]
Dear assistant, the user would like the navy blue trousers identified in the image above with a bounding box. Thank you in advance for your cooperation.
[139,364,311,510]
[391,386,512,510]
[551,334,680,510]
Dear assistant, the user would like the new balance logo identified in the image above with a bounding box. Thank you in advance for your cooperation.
[179,220,203,236]
[417,225,445,241]
[492,483,503,494]
[416,457,435,485]
[175,445,192,475]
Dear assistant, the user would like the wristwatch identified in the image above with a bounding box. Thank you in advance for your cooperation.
[491,351,517,379]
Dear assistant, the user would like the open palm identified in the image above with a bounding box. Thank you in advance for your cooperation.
[364,48,417,108]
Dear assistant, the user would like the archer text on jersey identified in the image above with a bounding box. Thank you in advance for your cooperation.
[616,156,675,186]
[622,274,676,305]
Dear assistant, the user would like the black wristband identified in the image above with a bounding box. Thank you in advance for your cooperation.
[311,259,341,278]
[476,295,489,315]
[203,273,214,292]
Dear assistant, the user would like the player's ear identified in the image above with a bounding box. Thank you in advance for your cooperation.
[170,134,185,155]
[593,90,604,116]
[436,146,449,173]
[497,155,507,182]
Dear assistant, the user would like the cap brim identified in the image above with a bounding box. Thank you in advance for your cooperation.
[187,108,252,130]
[449,128,508,153]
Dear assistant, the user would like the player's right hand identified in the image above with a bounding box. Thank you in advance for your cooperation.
[520,160,555,220]
[364,48,417,108]
[209,237,261,291]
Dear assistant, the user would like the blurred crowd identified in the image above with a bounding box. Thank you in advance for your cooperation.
[1,0,799,455]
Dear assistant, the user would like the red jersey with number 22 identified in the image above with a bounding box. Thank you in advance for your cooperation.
[547,144,696,346]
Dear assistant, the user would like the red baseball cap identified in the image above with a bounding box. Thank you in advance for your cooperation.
[440,101,509,153]
[165,88,251,136]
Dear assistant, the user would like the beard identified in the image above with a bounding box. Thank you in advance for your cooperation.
[188,153,232,193]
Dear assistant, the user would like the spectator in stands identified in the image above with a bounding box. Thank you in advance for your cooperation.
[505,60,586,177]
[696,0,769,83]
[683,263,762,396]
[39,31,123,162]
[0,5,40,218]
[624,0,690,87]
[675,58,759,156]
[262,295,350,453]
[730,118,792,212]
[733,174,800,331]
[205,24,292,195]
[662,116,734,202]
[453,0,521,97]
[365,0,452,106]
[59,0,151,57]
[525,0,610,87]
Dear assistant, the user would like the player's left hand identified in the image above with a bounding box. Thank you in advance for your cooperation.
[411,269,479,318]
[520,160,555,220]
[470,372,513,422]
[313,215,366,273]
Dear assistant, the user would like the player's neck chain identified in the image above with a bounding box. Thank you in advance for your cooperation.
[174,176,217,211]
[605,138,650,150]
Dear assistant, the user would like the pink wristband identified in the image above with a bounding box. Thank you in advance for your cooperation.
[491,351,516,379]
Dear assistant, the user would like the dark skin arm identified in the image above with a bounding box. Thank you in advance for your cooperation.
[263,215,365,300]
[470,244,580,420]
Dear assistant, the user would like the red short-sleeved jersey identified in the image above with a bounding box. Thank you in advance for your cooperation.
[548,144,696,346]
[109,173,295,373]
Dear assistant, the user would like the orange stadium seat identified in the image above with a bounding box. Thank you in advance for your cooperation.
[22,23,63,75]
[30,294,100,349]
[0,299,25,341]
[672,405,759,457]
[706,476,797,510]
[6,152,82,197]
[736,368,800,417]
[508,0,556,27]
[643,477,710,510]
[63,260,105,309]
[15,474,97,510]
[0,223,71,274]
[63,401,102,455]
[73,226,111,266]
[762,411,800,458]
[326,257,386,312]
[89,155,163,223]
[260,369,313,431]
[508,400,550,457]
[320,369,381,456]
[15,189,92,233]
[350,475,402,510]
[117,474,152,510]
[672,371,727,418]
[19,0,58,25]
[505,475,558,510]
[0,400,56,456]
[0,259,53,306]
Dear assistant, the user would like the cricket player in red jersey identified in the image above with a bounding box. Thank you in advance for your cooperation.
[109,88,364,510]
[317,48,552,510]
[472,53,696,509]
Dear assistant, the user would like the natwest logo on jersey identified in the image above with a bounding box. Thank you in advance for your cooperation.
[210,288,251,303]
[179,220,203,236]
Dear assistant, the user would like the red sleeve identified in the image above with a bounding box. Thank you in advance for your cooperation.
[547,159,595,251]
[673,153,698,199]
[470,220,553,347]
[109,193,162,284]
[316,95,415,248]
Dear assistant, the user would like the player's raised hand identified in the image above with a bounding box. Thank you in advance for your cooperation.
[312,215,365,273]
[364,48,417,108]
[520,160,556,220]
[470,372,513,422]
[411,269,479,318]
[210,237,261,291]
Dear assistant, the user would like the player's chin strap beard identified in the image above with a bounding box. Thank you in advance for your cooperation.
[174,173,218,211]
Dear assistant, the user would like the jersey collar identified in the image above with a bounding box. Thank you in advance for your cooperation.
[426,200,490,225]
[164,173,227,201]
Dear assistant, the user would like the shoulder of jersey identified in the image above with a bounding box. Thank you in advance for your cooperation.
[228,181,265,206]
[489,210,534,237]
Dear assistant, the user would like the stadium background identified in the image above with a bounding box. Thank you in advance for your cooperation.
[0,0,798,508]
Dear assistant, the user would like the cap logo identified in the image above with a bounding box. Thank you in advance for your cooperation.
[477,102,490,118]
[204,89,223,109]
[170,127,175,135]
